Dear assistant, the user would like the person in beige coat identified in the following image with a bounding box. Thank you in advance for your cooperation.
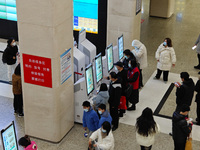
[154,38,176,83]
[132,40,148,88]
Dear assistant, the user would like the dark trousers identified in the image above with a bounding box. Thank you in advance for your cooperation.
[140,145,152,150]
[110,106,119,128]
[13,94,23,114]
[197,54,200,66]
[174,141,186,150]
[155,69,169,81]
[197,102,200,123]
[139,69,143,87]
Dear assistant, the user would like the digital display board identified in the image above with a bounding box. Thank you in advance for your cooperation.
[118,35,124,60]
[85,64,94,95]
[73,0,98,34]
[1,121,18,150]
[0,0,17,21]
[95,53,103,83]
[107,44,114,72]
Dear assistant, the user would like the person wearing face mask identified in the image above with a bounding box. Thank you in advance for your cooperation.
[123,49,136,70]
[154,38,176,83]
[3,38,18,82]
[98,104,112,128]
[127,59,140,111]
[82,101,99,136]
[132,40,148,88]
[89,121,114,150]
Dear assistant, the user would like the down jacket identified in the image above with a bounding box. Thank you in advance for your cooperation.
[90,128,114,150]
[132,40,148,69]
[155,44,176,71]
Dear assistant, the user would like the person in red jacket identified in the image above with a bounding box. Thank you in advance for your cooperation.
[127,59,140,111]
[18,135,38,150]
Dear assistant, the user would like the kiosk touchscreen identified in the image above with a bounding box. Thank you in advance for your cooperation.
[118,34,124,60]
[95,53,103,84]
[107,44,114,73]
[1,121,18,150]
[85,64,95,96]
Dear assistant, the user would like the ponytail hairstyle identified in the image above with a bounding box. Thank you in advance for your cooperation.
[18,135,31,148]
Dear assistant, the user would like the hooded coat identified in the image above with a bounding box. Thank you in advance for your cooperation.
[98,110,112,128]
[92,91,109,110]
[3,45,18,65]
[176,78,195,106]
[155,44,176,71]
[131,40,148,69]
[24,141,38,150]
[172,111,192,143]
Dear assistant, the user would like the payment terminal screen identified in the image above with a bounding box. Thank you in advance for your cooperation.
[0,0,17,21]
[118,35,124,60]
[1,123,18,150]
[73,0,98,34]
[107,45,114,72]
[85,65,94,95]
[95,55,103,83]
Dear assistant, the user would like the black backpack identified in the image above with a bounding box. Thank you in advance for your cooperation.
[2,51,7,64]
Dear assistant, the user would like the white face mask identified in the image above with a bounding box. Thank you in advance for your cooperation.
[12,42,16,46]
[84,109,89,112]
[101,128,107,133]
[128,63,131,68]
[114,66,118,71]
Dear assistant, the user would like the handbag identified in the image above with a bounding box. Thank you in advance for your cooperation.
[185,137,192,150]
[118,96,127,110]
[125,84,133,98]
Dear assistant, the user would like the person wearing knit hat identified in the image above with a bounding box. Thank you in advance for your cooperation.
[174,72,195,111]
[2,38,18,82]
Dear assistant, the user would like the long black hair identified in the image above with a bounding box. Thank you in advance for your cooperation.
[102,121,111,136]
[99,83,108,91]
[18,135,31,148]
[136,107,157,136]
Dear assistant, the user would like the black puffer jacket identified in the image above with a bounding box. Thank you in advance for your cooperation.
[172,111,192,142]
[195,80,200,103]
[4,45,18,65]
[176,78,195,106]
[108,79,122,108]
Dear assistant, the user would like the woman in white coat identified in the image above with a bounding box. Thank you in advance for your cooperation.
[136,107,160,150]
[89,121,114,150]
[154,38,176,83]
[132,40,148,88]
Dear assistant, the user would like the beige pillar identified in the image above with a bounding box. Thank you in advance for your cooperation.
[149,0,175,18]
[107,0,141,50]
[16,0,74,142]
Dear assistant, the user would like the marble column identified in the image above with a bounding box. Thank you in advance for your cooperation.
[107,0,141,50]
[16,0,74,142]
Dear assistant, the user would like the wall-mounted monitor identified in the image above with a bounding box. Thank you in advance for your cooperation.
[1,121,18,150]
[85,64,94,96]
[106,44,114,73]
[73,0,98,34]
[95,53,103,83]
[0,0,17,21]
[118,34,124,60]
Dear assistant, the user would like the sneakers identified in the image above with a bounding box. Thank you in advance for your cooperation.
[112,126,118,131]
[127,105,136,111]
[194,65,200,69]
[18,113,24,117]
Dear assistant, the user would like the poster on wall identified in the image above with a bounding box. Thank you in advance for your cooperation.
[23,54,52,88]
[1,121,18,150]
[136,0,142,15]
[60,48,72,84]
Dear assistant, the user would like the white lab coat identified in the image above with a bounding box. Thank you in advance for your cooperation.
[90,128,114,150]
[155,44,176,71]
[132,40,148,69]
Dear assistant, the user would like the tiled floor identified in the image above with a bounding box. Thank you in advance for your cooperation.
[1,0,200,149]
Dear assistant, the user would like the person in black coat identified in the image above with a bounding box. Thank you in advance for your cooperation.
[123,49,136,70]
[113,61,128,117]
[108,72,122,131]
[172,104,192,150]
[194,78,200,125]
[3,38,18,82]
[175,72,195,111]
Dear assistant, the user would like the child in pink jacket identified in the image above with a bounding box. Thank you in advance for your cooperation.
[18,135,38,150]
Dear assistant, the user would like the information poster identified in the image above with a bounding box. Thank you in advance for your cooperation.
[136,0,142,15]
[86,66,94,95]
[73,0,98,34]
[23,54,52,88]
[95,56,103,83]
[0,0,17,21]
[1,122,18,150]
[60,48,72,84]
